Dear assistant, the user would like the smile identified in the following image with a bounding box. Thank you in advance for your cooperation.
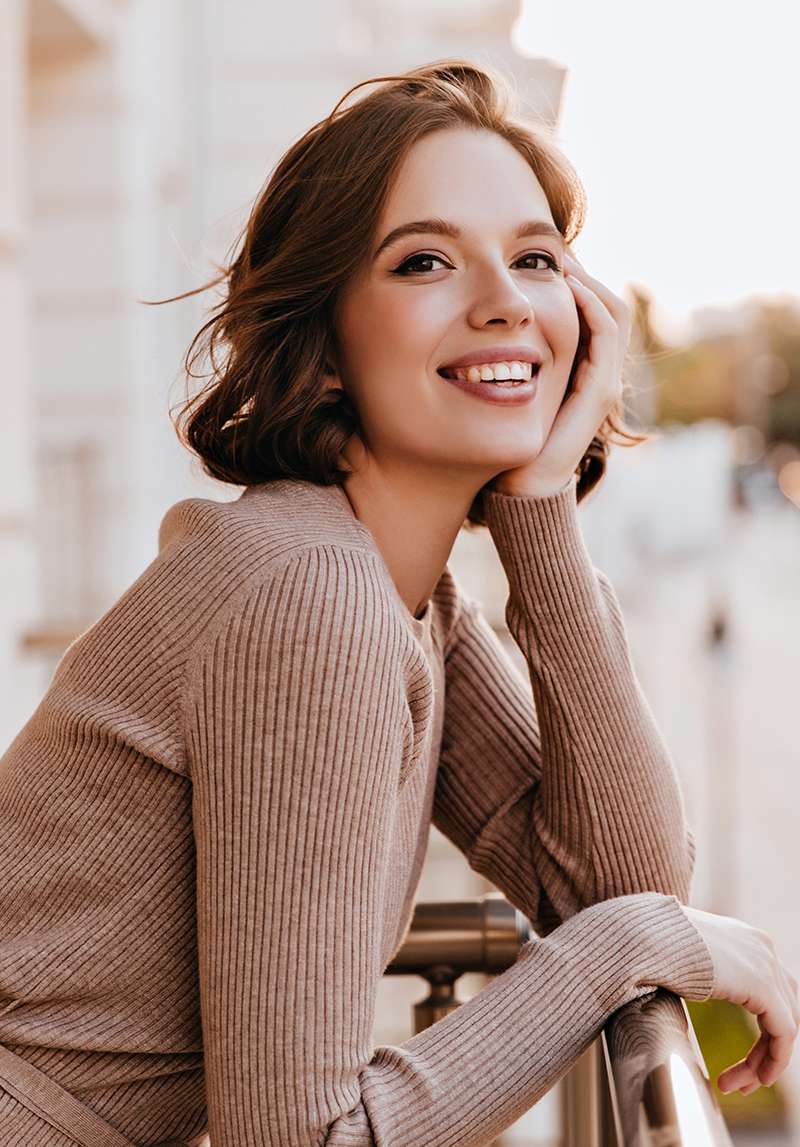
[438,359,536,385]
[437,367,539,406]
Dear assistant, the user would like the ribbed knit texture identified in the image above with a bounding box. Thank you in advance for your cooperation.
[0,474,715,1147]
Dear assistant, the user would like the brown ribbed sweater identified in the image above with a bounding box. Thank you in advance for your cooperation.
[0,474,716,1147]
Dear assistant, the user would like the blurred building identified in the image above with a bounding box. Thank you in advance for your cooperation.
[1,0,566,718]
[0,1,569,1142]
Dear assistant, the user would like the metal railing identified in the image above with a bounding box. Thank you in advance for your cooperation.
[385,892,733,1145]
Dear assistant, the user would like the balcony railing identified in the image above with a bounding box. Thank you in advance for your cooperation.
[385,892,733,1145]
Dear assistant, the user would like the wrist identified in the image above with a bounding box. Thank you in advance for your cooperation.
[489,474,575,499]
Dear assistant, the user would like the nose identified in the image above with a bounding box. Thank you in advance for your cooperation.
[466,265,534,329]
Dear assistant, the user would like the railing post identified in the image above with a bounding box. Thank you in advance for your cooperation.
[411,965,463,1033]
[560,1035,622,1146]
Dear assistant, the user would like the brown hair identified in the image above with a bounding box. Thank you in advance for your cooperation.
[145,58,647,528]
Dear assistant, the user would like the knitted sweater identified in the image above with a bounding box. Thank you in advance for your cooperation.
[0,474,716,1147]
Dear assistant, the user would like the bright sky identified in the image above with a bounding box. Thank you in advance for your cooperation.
[513,0,799,342]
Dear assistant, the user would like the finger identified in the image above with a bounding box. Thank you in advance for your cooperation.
[564,277,625,397]
[741,966,796,1042]
[529,376,609,470]
[562,253,629,327]
[751,995,796,1088]
[564,276,618,348]
[744,1031,771,1089]
[740,1079,761,1095]
[719,950,799,1093]
[565,274,615,330]
[758,1027,797,1088]
[718,1033,769,1092]
[757,964,800,1086]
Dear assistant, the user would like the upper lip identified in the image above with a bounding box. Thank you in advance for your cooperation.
[438,345,543,371]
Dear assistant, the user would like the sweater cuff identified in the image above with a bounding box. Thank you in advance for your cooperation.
[628,892,717,1002]
[521,891,717,1006]
[481,473,600,620]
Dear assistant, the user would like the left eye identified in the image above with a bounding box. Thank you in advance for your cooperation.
[393,251,561,275]
[516,252,561,272]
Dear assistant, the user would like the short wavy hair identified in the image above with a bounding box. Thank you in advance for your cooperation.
[148,58,647,528]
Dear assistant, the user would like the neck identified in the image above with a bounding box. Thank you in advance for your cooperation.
[339,448,484,620]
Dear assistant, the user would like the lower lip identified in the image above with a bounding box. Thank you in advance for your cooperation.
[437,370,539,405]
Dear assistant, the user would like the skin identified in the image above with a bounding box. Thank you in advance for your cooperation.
[326,125,629,620]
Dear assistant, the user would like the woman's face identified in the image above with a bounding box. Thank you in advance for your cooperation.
[332,126,581,486]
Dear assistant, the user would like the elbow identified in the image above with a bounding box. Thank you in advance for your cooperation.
[594,824,697,907]
[680,824,699,903]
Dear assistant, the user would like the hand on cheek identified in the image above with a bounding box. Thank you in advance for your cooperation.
[488,252,632,499]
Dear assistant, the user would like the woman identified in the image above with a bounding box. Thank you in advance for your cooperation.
[0,59,796,1147]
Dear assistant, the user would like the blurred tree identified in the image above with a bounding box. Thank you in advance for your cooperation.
[632,290,800,444]
[654,339,742,425]
[759,301,800,447]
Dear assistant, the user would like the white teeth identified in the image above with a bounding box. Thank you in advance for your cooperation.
[446,360,535,384]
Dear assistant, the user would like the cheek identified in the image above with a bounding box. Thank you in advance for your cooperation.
[543,375,570,427]
[566,301,581,350]
[379,288,448,366]
[542,287,581,351]
[343,289,441,380]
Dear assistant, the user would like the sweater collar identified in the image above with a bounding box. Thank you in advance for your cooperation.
[240,478,433,643]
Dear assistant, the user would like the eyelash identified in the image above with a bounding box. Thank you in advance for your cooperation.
[391,251,562,276]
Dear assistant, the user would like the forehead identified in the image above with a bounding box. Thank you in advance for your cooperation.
[380,127,554,228]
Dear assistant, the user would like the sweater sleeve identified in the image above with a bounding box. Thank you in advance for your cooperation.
[184,543,715,1147]
[433,473,699,939]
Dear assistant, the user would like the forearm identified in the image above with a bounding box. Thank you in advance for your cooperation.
[482,477,697,906]
[328,893,714,1147]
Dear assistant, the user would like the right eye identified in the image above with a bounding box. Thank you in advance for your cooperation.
[392,253,451,276]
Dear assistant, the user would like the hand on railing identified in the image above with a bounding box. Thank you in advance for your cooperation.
[679,903,800,1095]
[388,894,735,1146]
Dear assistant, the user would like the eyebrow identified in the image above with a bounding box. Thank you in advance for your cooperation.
[373,217,566,260]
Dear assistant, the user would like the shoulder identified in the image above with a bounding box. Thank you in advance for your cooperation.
[156,478,389,636]
[180,543,421,775]
[157,477,366,558]
[185,542,418,689]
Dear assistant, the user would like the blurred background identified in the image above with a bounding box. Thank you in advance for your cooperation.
[1,1,798,1143]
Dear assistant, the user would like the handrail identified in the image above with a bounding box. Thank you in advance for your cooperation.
[385,893,733,1145]
[384,893,530,1031]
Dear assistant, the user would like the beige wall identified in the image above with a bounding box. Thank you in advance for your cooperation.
[1,0,40,749]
